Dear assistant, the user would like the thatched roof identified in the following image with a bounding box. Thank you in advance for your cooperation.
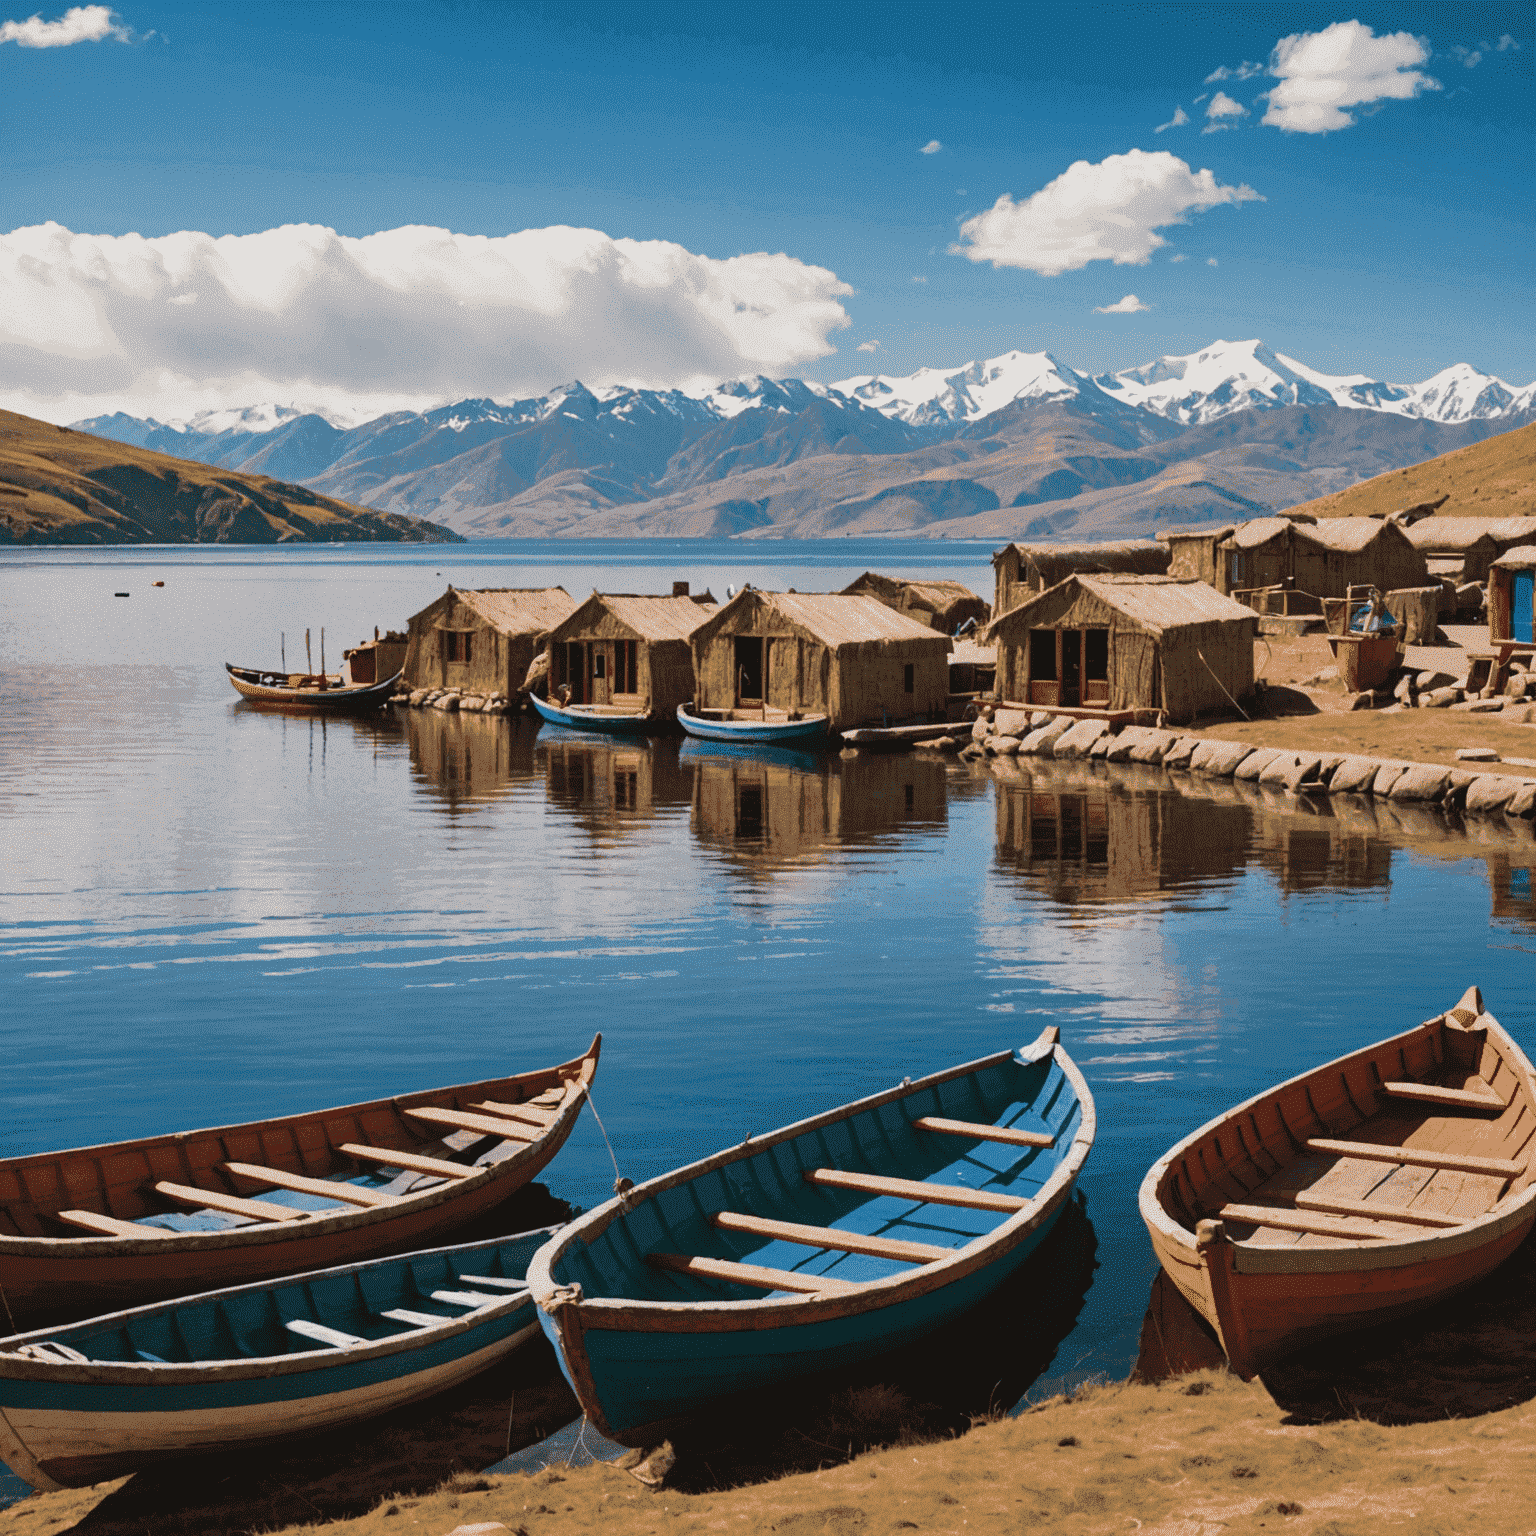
[949,637,996,666]
[1492,545,1536,571]
[993,541,1168,582]
[446,587,576,634]
[1155,525,1236,545]
[841,572,989,631]
[988,575,1256,640]
[702,590,948,649]
[1224,518,1392,553]
[554,592,717,642]
[1407,517,1536,554]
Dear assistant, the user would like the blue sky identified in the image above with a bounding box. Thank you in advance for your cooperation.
[0,0,1530,421]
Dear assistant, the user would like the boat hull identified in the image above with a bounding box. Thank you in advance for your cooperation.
[225,664,402,711]
[530,695,659,734]
[676,704,829,745]
[0,1230,553,1490]
[1139,988,1536,1380]
[530,1031,1094,1444]
[0,1038,599,1329]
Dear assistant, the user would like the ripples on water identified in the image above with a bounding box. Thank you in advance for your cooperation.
[3,542,1536,1499]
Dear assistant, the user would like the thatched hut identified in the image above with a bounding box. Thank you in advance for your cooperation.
[1488,547,1536,645]
[840,573,990,634]
[991,541,1169,617]
[689,590,950,733]
[1406,517,1536,585]
[403,587,576,695]
[986,575,1258,723]
[1157,526,1236,588]
[341,628,408,686]
[545,590,717,713]
[1217,517,1426,599]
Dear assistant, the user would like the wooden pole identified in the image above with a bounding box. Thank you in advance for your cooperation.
[305,628,312,673]
[321,627,325,674]
[281,632,285,671]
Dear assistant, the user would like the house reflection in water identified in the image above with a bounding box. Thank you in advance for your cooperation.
[403,708,540,809]
[689,748,948,869]
[542,737,693,842]
[1490,854,1536,928]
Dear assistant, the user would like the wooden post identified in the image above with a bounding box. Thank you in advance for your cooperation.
[281,632,285,671]
[320,627,325,675]
[305,628,312,673]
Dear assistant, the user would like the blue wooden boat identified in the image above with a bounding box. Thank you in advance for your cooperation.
[530,694,660,735]
[676,701,829,746]
[528,1027,1094,1445]
[0,1228,557,1492]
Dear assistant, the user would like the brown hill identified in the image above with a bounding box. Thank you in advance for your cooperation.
[0,410,460,544]
[1285,418,1536,522]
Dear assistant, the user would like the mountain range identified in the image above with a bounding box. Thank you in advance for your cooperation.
[73,340,1536,542]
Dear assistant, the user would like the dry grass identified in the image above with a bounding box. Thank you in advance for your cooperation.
[0,410,455,544]
[1287,419,1536,522]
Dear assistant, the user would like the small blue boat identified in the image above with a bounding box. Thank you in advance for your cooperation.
[528,1028,1094,1445]
[0,1228,556,1492]
[530,694,659,735]
[676,701,829,746]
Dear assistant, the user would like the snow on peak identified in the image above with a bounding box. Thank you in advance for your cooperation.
[174,402,353,435]
[1095,339,1349,423]
[829,349,1090,426]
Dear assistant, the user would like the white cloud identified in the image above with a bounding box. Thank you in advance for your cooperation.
[0,4,126,46]
[920,139,942,155]
[1154,106,1189,133]
[1206,61,1263,82]
[1497,34,1519,51]
[1093,294,1150,314]
[1207,257,1219,266]
[951,149,1261,277]
[1450,44,1481,67]
[856,338,880,353]
[1169,253,1187,263]
[1263,20,1440,134]
[0,220,854,422]
[1206,91,1248,120]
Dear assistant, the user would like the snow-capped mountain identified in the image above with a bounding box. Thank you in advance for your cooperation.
[831,350,1103,427]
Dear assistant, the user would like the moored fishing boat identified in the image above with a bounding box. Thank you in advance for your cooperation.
[676,701,829,745]
[0,1037,600,1329]
[0,1228,556,1491]
[530,693,659,735]
[225,663,402,711]
[1140,986,1536,1380]
[528,1028,1094,1445]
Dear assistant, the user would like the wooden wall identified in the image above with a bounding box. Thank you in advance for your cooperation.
[403,595,542,695]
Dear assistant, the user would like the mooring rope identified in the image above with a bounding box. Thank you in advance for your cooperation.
[580,1083,633,1198]
[0,1279,15,1336]
[1196,648,1251,721]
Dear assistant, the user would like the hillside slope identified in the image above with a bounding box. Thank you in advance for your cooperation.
[0,411,460,544]
[1283,419,1536,522]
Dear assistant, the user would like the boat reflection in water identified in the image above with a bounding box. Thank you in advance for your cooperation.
[543,736,693,843]
[402,707,540,811]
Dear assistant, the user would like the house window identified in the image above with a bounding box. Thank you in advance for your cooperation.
[903,662,914,693]
[1085,628,1109,681]
[445,631,472,664]
[594,649,606,680]
[1029,628,1057,679]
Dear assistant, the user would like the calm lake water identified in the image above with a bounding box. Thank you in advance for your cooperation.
[3,538,1536,1503]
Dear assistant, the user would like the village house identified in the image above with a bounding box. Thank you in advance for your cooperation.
[689,590,950,734]
[402,587,577,696]
[1158,526,1237,588]
[544,587,717,715]
[840,572,991,634]
[341,628,408,686]
[991,541,1169,618]
[1215,516,1427,600]
[986,574,1258,723]
[1406,516,1536,586]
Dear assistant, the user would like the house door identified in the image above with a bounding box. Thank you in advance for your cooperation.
[591,642,610,705]
[734,636,766,705]
[1060,629,1081,707]
[564,642,587,704]
[1514,572,1534,644]
[1028,628,1058,707]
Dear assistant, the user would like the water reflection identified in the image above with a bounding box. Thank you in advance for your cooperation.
[402,708,538,809]
[542,735,692,841]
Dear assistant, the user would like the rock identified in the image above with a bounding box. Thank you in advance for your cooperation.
[1188,740,1254,777]
[1371,762,1408,796]
[959,743,984,760]
[1280,756,1325,792]
[1417,671,1457,691]
[1162,735,1200,769]
[1507,674,1533,699]
[1346,692,1375,711]
[446,1526,509,1536]
[1030,711,1054,728]
[1234,747,1287,783]
[408,689,429,706]
[1464,776,1521,815]
[1393,674,1416,703]
[991,709,1033,738]
[1388,764,1452,802]
[1507,782,1536,819]
[1444,769,1480,807]
[990,734,1022,756]
[1128,729,1180,765]
[970,717,992,743]
[1021,716,1075,757]
[1102,726,1153,763]
[1456,747,1501,762]
[1053,718,1109,759]
[1423,686,1461,708]
[1088,731,1115,759]
[1506,704,1536,724]
[1453,697,1506,713]
[1329,756,1384,793]
[1259,752,1315,789]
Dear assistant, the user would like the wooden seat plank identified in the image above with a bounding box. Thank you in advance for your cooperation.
[470,1101,556,1128]
[1381,1081,1505,1112]
[405,1107,541,1142]
[1293,1190,1464,1228]
[450,1274,527,1292]
[1304,1138,1523,1179]
[714,1210,952,1263]
[154,1181,307,1224]
[911,1115,1054,1149]
[1220,1202,1401,1241]
[804,1167,1028,1214]
[647,1251,859,1296]
[381,1308,450,1329]
[338,1143,479,1180]
[224,1162,396,1208]
[55,1210,172,1239]
[285,1319,366,1349]
[430,1288,504,1307]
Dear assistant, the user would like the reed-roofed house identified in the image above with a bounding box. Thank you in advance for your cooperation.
[991,541,1169,618]
[986,574,1258,723]
[544,587,717,714]
[1216,516,1427,601]
[1406,517,1536,585]
[403,586,577,695]
[840,572,990,634]
[689,590,950,734]
[1157,526,1236,588]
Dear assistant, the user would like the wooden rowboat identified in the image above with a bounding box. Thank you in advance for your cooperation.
[0,1227,556,1492]
[1139,987,1536,1380]
[225,663,402,710]
[528,1027,1094,1446]
[530,694,659,735]
[0,1037,600,1330]
[676,702,829,745]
